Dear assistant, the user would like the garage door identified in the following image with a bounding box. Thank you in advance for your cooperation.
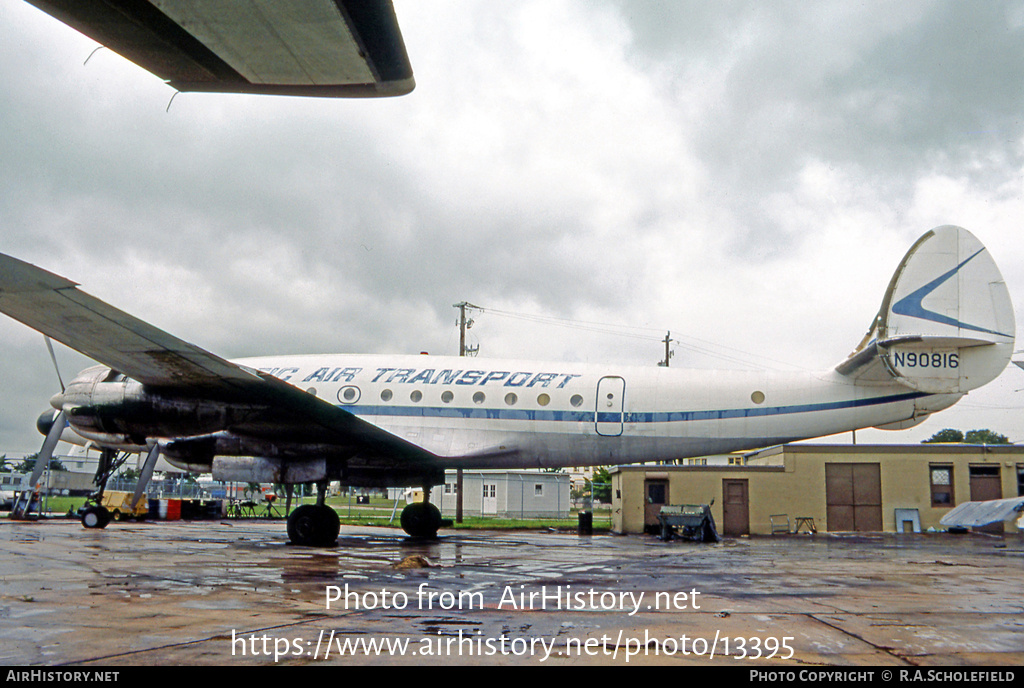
[825,463,882,532]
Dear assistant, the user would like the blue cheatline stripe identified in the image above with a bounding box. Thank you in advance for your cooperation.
[337,390,928,424]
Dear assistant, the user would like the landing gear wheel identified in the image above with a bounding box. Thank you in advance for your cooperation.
[287,504,340,547]
[81,506,111,529]
[400,501,442,538]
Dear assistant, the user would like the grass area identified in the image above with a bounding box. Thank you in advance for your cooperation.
[15,494,613,532]
[27,496,82,516]
[325,495,612,531]
[333,513,612,532]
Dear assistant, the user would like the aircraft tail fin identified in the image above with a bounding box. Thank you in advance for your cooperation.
[836,226,1015,393]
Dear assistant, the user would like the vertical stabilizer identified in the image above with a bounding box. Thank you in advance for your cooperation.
[840,226,1014,394]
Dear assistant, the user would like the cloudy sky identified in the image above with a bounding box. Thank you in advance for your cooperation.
[2,1,1023,455]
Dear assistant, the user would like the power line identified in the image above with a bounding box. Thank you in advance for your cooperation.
[467,304,808,370]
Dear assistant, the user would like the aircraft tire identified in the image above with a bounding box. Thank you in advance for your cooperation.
[81,506,111,529]
[400,501,442,538]
[287,504,340,547]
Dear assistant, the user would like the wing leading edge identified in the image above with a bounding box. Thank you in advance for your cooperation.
[0,252,437,465]
[26,0,415,97]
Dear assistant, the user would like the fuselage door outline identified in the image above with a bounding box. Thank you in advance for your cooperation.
[595,376,625,437]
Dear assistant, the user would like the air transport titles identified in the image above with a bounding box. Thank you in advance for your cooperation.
[259,365,582,389]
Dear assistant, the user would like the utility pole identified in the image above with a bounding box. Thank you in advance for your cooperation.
[452,301,480,522]
[454,301,480,357]
[658,331,674,367]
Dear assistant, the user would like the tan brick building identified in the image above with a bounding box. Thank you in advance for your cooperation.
[610,444,1023,536]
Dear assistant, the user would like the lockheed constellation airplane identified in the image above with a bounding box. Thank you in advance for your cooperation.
[0,226,1015,544]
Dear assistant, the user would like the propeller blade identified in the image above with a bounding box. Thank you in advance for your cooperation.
[29,410,65,488]
[130,444,160,511]
[44,336,65,393]
[12,410,66,518]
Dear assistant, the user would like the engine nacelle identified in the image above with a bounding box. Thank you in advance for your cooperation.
[160,433,338,484]
[212,456,327,484]
[53,365,267,445]
[36,407,145,451]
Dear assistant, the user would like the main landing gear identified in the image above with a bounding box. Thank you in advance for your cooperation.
[399,484,447,539]
[286,482,446,545]
[287,481,340,547]
[286,504,341,547]
[399,500,443,539]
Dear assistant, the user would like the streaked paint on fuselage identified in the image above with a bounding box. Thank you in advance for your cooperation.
[235,353,960,468]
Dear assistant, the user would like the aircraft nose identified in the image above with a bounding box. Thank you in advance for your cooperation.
[49,391,64,410]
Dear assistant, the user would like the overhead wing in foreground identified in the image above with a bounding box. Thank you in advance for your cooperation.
[0,252,437,469]
[25,0,415,97]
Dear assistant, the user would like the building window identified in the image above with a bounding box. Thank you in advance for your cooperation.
[930,465,954,506]
[534,483,543,496]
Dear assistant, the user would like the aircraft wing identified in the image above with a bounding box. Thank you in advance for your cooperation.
[0,252,436,464]
[25,0,415,97]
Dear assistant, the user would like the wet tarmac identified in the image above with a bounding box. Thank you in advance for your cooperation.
[0,517,1021,666]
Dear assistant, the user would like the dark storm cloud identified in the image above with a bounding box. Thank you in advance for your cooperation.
[608,0,1024,253]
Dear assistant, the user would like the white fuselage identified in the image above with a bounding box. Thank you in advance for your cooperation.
[234,352,960,468]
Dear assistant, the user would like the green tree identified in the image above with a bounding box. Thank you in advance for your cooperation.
[922,429,964,443]
[922,428,1011,445]
[964,429,1010,445]
[591,467,612,504]
[12,453,66,472]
